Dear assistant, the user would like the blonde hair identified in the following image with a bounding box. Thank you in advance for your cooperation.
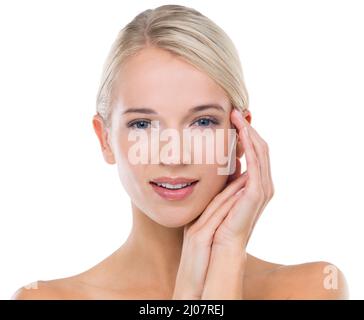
[96,4,249,128]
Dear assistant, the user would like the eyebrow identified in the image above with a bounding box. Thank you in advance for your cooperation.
[122,103,226,115]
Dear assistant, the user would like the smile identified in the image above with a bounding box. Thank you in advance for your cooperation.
[149,178,199,201]
[151,181,196,190]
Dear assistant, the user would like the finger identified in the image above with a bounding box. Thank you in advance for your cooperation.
[231,121,271,242]
[231,109,261,190]
[230,113,244,159]
[195,172,248,228]
[236,125,274,245]
[198,190,242,236]
[244,123,274,200]
[226,157,241,185]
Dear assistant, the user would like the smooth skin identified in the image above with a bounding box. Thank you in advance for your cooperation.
[13,47,348,300]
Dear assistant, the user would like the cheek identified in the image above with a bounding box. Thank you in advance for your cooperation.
[201,164,229,191]
[213,124,237,176]
[112,132,147,193]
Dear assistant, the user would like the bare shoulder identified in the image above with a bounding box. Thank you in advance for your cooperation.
[274,260,349,299]
[12,277,84,300]
[245,253,283,275]
[12,281,63,300]
[11,251,130,300]
[245,254,349,300]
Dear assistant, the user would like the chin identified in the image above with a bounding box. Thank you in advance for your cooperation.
[147,206,203,228]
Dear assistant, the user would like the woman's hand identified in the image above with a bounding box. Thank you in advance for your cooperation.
[172,108,274,299]
[201,108,275,299]
[213,109,275,247]
[172,163,249,299]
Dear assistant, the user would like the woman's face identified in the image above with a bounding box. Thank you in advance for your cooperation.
[98,47,239,228]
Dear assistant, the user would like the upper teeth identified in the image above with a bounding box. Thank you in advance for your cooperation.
[155,182,193,189]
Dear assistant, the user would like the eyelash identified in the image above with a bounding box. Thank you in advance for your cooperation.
[127,116,220,130]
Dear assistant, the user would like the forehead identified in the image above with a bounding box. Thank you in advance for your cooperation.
[113,47,230,115]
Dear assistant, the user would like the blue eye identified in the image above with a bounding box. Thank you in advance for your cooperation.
[127,117,220,130]
[193,117,219,127]
[128,120,151,130]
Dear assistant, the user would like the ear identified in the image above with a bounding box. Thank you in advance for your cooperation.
[235,110,252,158]
[92,114,116,164]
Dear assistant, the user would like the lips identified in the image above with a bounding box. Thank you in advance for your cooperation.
[150,177,198,185]
[149,177,199,201]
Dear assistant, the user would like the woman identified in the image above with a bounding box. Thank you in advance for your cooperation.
[13,4,348,299]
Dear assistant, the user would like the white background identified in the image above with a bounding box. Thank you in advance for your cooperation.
[0,0,363,299]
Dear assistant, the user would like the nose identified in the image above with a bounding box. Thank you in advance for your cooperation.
[153,127,192,166]
[159,131,192,166]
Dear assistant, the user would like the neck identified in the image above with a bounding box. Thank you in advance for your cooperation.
[121,201,184,294]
